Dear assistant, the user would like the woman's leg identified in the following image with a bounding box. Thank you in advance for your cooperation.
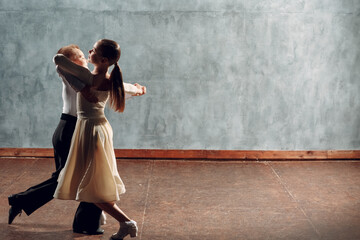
[94,202,131,223]
[95,202,138,239]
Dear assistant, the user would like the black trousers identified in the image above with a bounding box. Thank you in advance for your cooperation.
[10,114,101,230]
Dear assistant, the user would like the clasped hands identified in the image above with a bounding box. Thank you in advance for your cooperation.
[134,83,146,96]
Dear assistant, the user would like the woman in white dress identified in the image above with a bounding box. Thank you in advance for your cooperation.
[53,39,145,240]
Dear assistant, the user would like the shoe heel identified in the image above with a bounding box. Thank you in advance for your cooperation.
[129,225,138,238]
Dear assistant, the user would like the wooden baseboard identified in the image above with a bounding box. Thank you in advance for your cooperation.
[0,148,359,160]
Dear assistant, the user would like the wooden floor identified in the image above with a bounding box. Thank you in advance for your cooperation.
[1,157,360,240]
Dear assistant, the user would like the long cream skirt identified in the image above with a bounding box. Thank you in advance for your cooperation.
[54,117,125,203]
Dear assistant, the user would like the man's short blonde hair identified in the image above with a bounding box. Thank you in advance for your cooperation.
[57,44,81,60]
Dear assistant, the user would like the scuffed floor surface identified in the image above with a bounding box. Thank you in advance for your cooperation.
[1,158,360,240]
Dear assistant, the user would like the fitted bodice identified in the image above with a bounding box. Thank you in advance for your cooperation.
[77,90,109,119]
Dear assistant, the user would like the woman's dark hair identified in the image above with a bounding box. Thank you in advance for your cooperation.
[97,39,125,112]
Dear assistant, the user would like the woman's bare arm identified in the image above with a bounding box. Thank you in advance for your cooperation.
[53,54,93,86]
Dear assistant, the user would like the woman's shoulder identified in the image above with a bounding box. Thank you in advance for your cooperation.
[93,76,111,91]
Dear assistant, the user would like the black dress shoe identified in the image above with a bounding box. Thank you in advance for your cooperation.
[8,206,22,224]
[73,227,104,235]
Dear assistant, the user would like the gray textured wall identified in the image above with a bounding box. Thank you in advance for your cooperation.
[0,0,359,150]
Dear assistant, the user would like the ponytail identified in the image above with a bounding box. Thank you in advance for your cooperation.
[96,39,124,112]
[109,62,125,112]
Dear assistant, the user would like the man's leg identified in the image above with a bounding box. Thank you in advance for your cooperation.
[8,177,59,216]
[8,115,75,222]
[73,202,103,235]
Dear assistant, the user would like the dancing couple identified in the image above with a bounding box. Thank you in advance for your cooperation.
[8,39,146,240]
